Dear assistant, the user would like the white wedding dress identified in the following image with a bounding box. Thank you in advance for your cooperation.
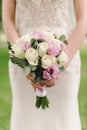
[9,0,82,130]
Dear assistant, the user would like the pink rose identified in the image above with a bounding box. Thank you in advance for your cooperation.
[61,43,69,53]
[43,64,60,80]
[47,41,60,56]
[21,41,31,51]
[33,31,45,39]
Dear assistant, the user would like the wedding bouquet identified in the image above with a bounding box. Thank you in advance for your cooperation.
[8,30,69,109]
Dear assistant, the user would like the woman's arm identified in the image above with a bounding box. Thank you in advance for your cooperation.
[2,0,44,90]
[2,0,19,44]
[66,0,87,65]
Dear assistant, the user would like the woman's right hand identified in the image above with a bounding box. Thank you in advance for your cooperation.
[26,73,43,91]
[26,73,57,91]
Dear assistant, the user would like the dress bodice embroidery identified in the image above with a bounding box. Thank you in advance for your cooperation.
[15,0,75,37]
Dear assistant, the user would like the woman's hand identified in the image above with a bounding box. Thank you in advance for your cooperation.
[26,73,58,90]
[26,73,43,91]
[39,79,57,87]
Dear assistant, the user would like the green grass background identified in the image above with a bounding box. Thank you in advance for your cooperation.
[0,44,87,130]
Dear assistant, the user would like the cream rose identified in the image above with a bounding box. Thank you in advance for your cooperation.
[41,54,57,69]
[37,42,49,57]
[18,34,33,44]
[12,34,33,59]
[43,31,54,39]
[25,48,38,65]
[57,51,68,65]
[54,39,62,49]
[12,43,25,59]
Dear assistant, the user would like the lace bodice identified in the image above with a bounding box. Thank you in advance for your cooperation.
[15,0,76,37]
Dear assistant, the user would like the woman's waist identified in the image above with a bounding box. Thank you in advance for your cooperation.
[17,26,72,39]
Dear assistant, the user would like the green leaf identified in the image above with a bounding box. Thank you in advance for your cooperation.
[37,39,45,43]
[35,96,40,108]
[35,96,49,109]
[64,40,68,45]
[59,35,66,42]
[59,66,65,72]
[30,38,36,45]
[34,40,38,49]
[30,38,38,49]
[34,59,44,82]
[35,96,43,108]
[46,101,49,108]
[7,41,12,50]
[42,96,46,109]
[34,76,40,83]
[10,57,29,68]
[41,96,49,109]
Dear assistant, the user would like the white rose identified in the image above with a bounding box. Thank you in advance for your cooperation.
[43,31,54,39]
[54,39,62,49]
[25,48,38,65]
[57,51,68,65]
[17,34,32,44]
[12,43,25,59]
[37,42,49,57]
[41,54,56,69]
[12,34,33,59]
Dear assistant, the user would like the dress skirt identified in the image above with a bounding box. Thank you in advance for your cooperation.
[9,51,82,130]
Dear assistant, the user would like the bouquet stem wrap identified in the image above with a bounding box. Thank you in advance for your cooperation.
[35,86,49,109]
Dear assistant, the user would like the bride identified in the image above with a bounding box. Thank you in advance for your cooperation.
[2,0,87,130]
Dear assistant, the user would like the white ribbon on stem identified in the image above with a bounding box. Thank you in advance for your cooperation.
[36,86,47,97]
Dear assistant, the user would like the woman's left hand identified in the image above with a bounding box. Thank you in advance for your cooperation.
[39,79,57,87]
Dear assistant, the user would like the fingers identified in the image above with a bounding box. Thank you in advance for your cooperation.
[39,79,56,87]
[46,80,56,87]
[26,73,34,82]
[31,81,43,90]
[26,73,58,89]
[39,80,47,86]
[26,74,43,91]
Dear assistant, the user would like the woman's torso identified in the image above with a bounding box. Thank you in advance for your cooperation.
[15,0,76,37]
